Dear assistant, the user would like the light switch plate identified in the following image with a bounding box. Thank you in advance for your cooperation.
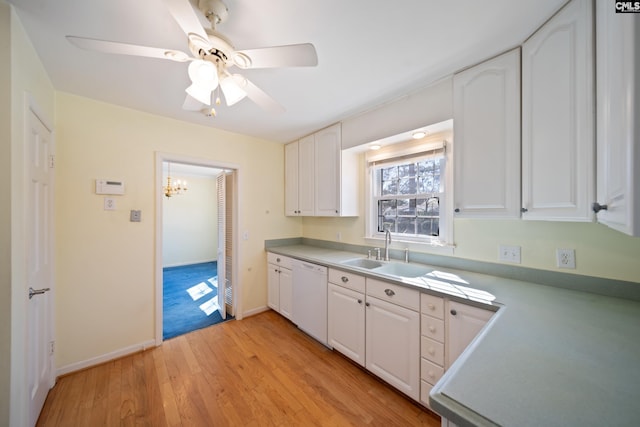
[499,245,521,263]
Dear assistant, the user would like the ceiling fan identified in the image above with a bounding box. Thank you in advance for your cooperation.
[66,0,318,115]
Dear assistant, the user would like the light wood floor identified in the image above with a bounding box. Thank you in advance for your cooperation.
[37,310,441,426]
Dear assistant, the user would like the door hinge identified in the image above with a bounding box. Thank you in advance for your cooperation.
[49,341,55,355]
[49,155,55,169]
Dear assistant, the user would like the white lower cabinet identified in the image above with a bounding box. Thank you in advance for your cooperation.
[267,253,293,320]
[327,269,366,367]
[325,268,496,413]
[446,300,494,368]
[365,279,420,401]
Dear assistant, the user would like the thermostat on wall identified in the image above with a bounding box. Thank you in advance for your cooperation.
[95,179,125,195]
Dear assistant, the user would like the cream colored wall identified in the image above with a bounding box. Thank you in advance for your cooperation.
[162,174,218,267]
[302,153,640,284]
[55,92,301,370]
[8,4,56,426]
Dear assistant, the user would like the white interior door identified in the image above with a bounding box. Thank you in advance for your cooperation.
[26,106,54,426]
[216,172,226,319]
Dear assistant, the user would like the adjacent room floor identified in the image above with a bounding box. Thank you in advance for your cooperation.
[162,261,230,340]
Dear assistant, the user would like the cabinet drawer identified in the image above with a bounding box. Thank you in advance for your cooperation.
[420,380,434,407]
[328,269,366,293]
[421,336,444,367]
[421,358,445,386]
[421,314,445,342]
[267,252,293,269]
[421,293,444,319]
[366,279,420,311]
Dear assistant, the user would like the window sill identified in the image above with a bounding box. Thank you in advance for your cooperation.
[364,236,455,256]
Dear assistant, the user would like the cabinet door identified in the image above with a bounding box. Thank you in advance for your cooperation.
[314,123,341,216]
[366,295,420,400]
[446,301,493,369]
[327,283,365,366]
[284,142,299,216]
[453,48,521,218]
[298,134,315,216]
[594,1,640,236]
[279,268,293,320]
[267,263,280,311]
[522,0,594,221]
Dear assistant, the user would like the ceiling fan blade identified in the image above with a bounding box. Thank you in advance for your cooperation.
[234,43,318,69]
[163,0,210,41]
[66,36,191,62]
[240,77,286,113]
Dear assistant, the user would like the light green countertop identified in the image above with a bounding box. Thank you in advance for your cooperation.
[267,244,640,427]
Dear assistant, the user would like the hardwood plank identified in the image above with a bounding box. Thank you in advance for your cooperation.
[37,310,440,427]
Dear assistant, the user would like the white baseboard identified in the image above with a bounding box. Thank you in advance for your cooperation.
[243,305,270,318]
[56,339,156,377]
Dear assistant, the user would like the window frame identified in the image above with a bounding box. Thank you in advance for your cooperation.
[365,135,454,253]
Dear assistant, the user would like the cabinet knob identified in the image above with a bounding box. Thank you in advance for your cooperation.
[450,309,457,316]
[454,208,460,213]
[341,276,349,283]
[365,302,370,307]
[592,202,608,213]
[428,347,435,355]
[427,303,435,310]
[276,258,281,262]
[521,207,528,213]
[384,289,395,297]
[357,299,363,304]
[429,326,436,333]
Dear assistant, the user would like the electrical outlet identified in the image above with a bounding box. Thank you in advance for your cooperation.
[104,197,116,211]
[499,245,521,263]
[556,248,576,269]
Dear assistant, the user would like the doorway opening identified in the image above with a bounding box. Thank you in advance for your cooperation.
[155,154,240,343]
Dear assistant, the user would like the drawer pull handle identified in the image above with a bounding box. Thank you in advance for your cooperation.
[384,289,395,297]
[341,276,349,283]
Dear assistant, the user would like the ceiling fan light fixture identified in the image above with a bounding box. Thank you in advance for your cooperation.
[220,74,248,106]
[186,83,212,105]
[188,60,219,89]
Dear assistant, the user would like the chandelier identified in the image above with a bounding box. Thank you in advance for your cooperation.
[164,162,188,198]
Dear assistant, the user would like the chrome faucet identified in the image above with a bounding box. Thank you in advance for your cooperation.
[384,226,391,261]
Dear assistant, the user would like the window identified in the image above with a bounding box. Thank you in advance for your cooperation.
[367,139,451,247]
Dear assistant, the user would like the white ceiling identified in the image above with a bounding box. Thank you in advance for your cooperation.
[11,0,566,143]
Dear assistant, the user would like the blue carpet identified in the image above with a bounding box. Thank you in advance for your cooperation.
[163,262,232,340]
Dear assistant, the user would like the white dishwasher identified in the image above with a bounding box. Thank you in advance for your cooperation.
[291,259,328,346]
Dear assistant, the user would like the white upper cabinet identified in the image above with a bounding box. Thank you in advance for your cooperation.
[453,48,521,218]
[594,1,640,236]
[314,124,341,216]
[284,141,300,216]
[285,134,315,216]
[521,0,595,221]
[285,123,358,217]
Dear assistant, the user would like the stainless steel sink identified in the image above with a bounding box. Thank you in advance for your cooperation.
[340,258,384,269]
[373,262,431,278]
